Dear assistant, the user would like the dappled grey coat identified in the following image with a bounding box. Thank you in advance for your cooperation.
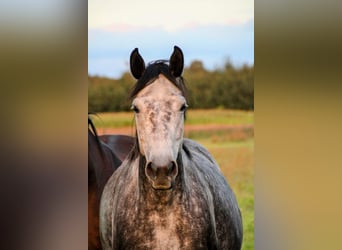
[100,138,243,249]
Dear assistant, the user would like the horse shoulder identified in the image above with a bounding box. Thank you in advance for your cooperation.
[183,138,219,166]
[182,138,243,249]
[99,170,116,249]
[99,157,140,249]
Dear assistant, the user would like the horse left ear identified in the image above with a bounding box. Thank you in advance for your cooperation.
[169,46,184,77]
[130,48,146,79]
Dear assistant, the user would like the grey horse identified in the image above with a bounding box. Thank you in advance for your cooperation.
[100,46,243,249]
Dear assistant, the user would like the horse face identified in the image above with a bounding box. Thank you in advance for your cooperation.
[132,76,187,190]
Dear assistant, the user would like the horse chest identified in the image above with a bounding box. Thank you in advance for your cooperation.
[116,200,210,249]
[147,213,181,250]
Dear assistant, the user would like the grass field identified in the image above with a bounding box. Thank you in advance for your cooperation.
[91,109,253,128]
[92,109,254,249]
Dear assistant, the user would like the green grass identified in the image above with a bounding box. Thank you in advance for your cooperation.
[185,109,254,126]
[90,111,135,128]
[91,109,254,128]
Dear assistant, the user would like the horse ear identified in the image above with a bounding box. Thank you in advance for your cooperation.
[130,48,145,79]
[169,46,184,77]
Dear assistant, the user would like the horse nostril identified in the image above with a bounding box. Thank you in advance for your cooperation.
[146,161,178,180]
[168,161,178,177]
[146,162,157,180]
[168,162,174,175]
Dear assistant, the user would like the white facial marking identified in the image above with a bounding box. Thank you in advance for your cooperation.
[133,74,186,166]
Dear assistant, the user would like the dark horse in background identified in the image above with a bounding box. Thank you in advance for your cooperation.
[88,117,134,249]
[100,46,243,249]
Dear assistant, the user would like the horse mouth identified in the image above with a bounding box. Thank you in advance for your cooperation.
[151,182,173,190]
[145,161,178,191]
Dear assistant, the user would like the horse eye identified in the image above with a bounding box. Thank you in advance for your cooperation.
[131,105,140,113]
[180,103,188,112]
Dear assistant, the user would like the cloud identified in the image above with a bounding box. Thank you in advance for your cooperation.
[88,20,254,78]
[89,0,253,32]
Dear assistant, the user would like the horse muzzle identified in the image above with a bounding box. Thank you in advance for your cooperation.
[145,161,178,190]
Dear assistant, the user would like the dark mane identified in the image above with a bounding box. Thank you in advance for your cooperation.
[129,61,187,100]
[88,116,104,157]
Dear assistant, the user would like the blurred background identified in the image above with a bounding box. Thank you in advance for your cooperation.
[1,0,341,249]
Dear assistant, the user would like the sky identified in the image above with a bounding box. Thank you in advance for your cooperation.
[88,0,254,78]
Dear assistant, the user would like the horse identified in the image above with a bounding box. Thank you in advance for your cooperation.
[88,117,134,249]
[99,134,135,162]
[100,46,243,249]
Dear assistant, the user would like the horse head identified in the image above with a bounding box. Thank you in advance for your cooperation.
[130,46,187,190]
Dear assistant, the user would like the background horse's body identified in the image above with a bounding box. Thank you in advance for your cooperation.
[88,118,134,249]
[99,135,135,162]
[100,47,242,249]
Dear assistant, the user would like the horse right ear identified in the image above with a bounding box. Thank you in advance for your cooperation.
[169,46,184,77]
[130,48,145,79]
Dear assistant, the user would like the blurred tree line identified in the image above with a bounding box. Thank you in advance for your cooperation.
[89,60,253,112]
